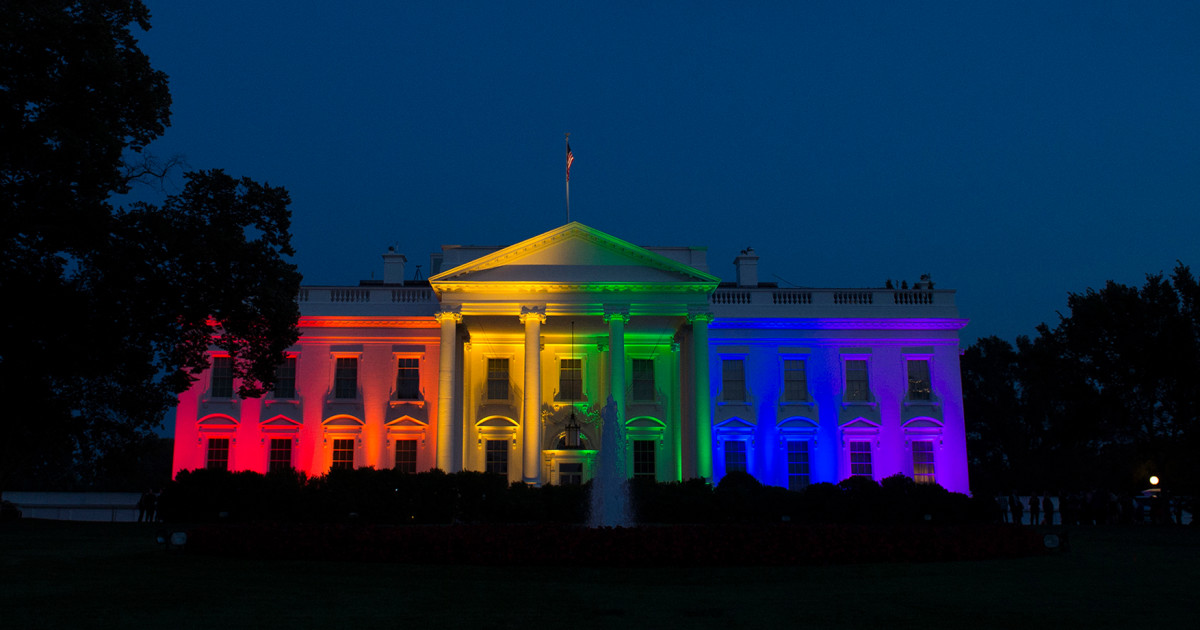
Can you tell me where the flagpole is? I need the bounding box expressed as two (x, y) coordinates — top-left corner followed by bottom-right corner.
(564, 132), (571, 224)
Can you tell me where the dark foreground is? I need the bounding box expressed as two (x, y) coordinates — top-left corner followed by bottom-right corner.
(1, 519), (1196, 629)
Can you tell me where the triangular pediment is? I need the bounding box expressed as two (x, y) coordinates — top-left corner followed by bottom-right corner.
(715, 417), (756, 430)
(430, 223), (719, 291)
(841, 417), (881, 430)
(386, 415), (428, 428)
(261, 415), (301, 428)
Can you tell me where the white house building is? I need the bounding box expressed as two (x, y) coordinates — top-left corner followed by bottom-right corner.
(172, 222), (970, 492)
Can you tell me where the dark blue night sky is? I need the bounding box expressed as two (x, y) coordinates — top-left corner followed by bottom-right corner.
(128, 1), (1200, 344)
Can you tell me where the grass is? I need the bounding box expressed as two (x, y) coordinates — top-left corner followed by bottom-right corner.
(1, 519), (1196, 629)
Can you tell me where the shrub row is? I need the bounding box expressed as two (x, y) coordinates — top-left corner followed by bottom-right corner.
(184, 521), (1046, 566)
(161, 468), (996, 526)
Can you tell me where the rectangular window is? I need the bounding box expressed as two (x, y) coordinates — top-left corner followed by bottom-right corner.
(850, 441), (872, 478)
(632, 359), (655, 401)
(845, 360), (870, 402)
(487, 358), (509, 401)
(334, 358), (358, 399)
(485, 439), (508, 475)
(206, 438), (230, 471)
(724, 440), (748, 474)
(722, 359), (746, 402)
(783, 359), (808, 401)
(396, 357), (420, 400)
(331, 438), (355, 470)
(907, 359), (932, 401)
(559, 358), (582, 401)
(633, 440), (656, 480)
(394, 439), (417, 473)
(787, 440), (810, 491)
(268, 438), (292, 472)
(913, 441), (936, 484)
(559, 462), (583, 485)
(211, 357), (233, 398)
(272, 357), (296, 399)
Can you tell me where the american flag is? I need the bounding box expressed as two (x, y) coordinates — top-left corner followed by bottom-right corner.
(566, 143), (575, 182)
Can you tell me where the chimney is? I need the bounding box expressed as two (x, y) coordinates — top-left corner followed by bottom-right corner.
(733, 247), (759, 287)
(383, 247), (407, 284)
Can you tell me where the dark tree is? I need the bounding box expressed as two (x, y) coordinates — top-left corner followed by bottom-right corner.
(1, 0), (171, 251)
(961, 335), (1024, 494)
(963, 264), (1200, 495)
(1, 2), (300, 489)
(1050, 266), (1200, 491)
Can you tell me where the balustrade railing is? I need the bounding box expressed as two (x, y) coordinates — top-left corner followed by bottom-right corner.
(294, 285), (947, 311)
(893, 290), (934, 305)
(297, 287), (437, 304)
(331, 288), (371, 303)
(772, 290), (812, 305)
(833, 291), (874, 305)
(710, 287), (951, 310)
(711, 289), (752, 304)
(391, 288), (434, 303)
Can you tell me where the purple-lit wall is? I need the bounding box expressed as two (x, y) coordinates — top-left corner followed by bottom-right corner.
(703, 321), (969, 494)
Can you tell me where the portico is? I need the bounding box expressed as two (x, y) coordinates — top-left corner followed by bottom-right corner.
(428, 223), (719, 484)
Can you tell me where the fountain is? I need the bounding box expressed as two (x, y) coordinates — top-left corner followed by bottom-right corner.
(588, 395), (632, 527)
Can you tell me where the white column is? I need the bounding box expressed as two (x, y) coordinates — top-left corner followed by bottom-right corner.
(670, 339), (683, 481)
(689, 311), (713, 481)
(434, 310), (462, 472)
(596, 340), (609, 402)
(519, 306), (546, 485)
(604, 307), (629, 424)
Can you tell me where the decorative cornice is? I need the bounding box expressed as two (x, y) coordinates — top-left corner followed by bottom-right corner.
(300, 317), (439, 329)
(602, 305), (630, 324)
(518, 305), (547, 325)
(708, 318), (970, 331)
(432, 282), (716, 294)
(433, 310), (464, 325)
(687, 307), (715, 324)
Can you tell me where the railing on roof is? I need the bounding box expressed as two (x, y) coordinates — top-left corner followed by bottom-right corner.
(297, 287), (437, 304)
(711, 288), (952, 311)
(293, 285), (951, 314)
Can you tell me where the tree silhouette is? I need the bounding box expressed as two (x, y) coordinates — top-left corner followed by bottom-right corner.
(963, 264), (1200, 494)
(1, 2), (300, 489)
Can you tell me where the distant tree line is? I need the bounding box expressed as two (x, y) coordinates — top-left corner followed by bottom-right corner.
(963, 263), (1200, 497)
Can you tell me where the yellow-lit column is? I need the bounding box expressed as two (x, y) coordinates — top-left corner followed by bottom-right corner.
(604, 307), (630, 424)
(519, 306), (546, 485)
(435, 310), (462, 472)
(689, 311), (713, 481)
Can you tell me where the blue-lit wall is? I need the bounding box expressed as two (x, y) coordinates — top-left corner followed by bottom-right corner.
(705, 320), (969, 494)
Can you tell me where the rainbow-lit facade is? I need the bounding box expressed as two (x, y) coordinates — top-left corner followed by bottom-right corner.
(173, 223), (970, 492)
